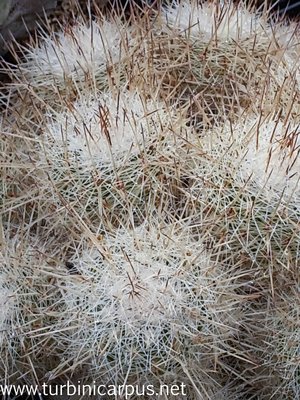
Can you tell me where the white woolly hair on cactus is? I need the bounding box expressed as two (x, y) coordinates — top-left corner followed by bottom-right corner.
(13, 17), (131, 104)
(45, 220), (242, 397)
(162, 0), (300, 47)
(177, 119), (300, 282)
(162, 0), (263, 40)
(202, 116), (300, 203)
(35, 88), (188, 229)
(136, 0), (300, 125)
(43, 90), (169, 167)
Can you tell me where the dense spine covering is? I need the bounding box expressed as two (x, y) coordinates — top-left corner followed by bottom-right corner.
(0, 1), (299, 398)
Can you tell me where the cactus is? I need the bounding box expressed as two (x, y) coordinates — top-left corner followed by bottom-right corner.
(0, 1), (299, 398)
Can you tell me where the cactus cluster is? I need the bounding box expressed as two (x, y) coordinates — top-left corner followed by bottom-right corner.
(0, 1), (299, 399)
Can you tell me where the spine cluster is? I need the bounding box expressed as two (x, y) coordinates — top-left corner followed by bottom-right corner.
(0, 1), (299, 398)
